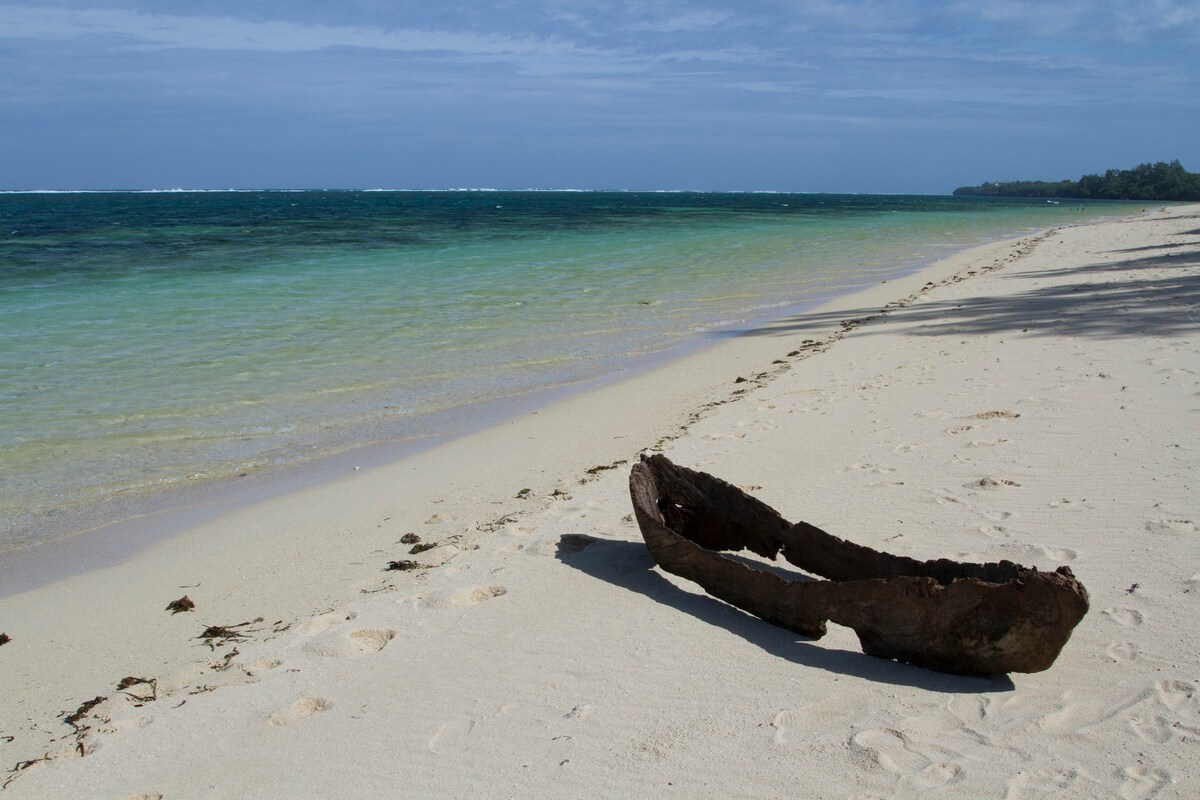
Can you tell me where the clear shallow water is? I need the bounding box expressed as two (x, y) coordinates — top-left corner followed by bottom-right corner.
(0, 191), (1141, 549)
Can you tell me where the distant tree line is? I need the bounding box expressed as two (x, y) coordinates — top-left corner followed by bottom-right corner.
(953, 160), (1200, 201)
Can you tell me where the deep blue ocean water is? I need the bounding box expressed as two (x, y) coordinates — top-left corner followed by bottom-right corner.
(0, 191), (1142, 548)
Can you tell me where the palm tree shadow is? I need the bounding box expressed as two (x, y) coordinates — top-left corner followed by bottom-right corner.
(724, 242), (1200, 342)
(1104, 240), (1200, 254)
(556, 535), (1015, 694)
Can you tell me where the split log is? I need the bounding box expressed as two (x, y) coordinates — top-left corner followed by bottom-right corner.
(629, 454), (1088, 675)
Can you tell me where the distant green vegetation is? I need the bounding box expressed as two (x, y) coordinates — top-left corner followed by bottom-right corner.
(953, 160), (1200, 201)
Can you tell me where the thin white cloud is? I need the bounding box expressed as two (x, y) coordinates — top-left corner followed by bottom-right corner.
(783, 0), (921, 33)
(760, 0), (1200, 45)
(0, 5), (588, 58)
(951, 0), (1200, 43)
(625, 9), (735, 33)
(1, 1), (1193, 121)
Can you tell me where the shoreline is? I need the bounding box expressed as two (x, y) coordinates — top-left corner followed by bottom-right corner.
(0, 215), (1059, 596)
(1, 205), (1197, 797)
(1, 193), (1149, 561)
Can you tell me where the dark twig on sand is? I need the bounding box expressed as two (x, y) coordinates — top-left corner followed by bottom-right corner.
(586, 460), (627, 476)
(197, 618), (263, 650)
(62, 697), (107, 730)
(116, 676), (158, 702)
(212, 647), (240, 672)
(4, 756), (51, 789)
(477, 514), (518, 533)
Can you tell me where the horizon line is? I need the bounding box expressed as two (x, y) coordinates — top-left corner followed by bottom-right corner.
(0, 187), (952, 196)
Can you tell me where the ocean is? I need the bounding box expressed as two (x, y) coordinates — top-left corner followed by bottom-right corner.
(0, 191), (1143, 551)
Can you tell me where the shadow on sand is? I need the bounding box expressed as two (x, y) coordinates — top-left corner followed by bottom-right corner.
(556, 535), (1016, 694)
(553, 236), (1197, 691)
(728, 245), (1199, 342)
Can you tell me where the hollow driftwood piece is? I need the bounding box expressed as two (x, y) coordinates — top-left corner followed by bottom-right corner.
(629, 454), (1089, 675)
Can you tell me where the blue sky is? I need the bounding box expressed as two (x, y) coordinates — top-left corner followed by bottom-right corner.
(2, 1), (1197, 192)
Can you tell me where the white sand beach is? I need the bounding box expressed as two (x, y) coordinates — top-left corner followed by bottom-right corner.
(1, 205), (1198, 798)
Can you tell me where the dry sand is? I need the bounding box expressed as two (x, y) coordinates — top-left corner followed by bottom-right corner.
(1, 205), (1197, 798)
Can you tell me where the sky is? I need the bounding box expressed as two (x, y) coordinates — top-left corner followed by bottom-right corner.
(1, 1), (1198, 193)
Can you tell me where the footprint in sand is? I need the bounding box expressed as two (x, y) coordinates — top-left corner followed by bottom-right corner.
(946, 696), (1007, 733)
(520, 538), (561, 557)
(1155, 679), (1197, 713)
(1145, 518), (1197, 535)
(1048, 498), (1088, 510)
(970, 410), (1021, 420)
(844, 463), (896, 474)
(967, 438), (1009, 448)
(1038, 545), (1076, 562)
(350, 628), (394, 653)
(1005, 768), (1092, 800)
(96, 714), (152, 741)
(557, 533), (601, 552)
(1103, 608), (1145, 627)
(564, 704), (594, 721)
(982, 544), (1075, 567)
(947, 696), (989, 725)
(1145, 679), (1200, 736)
(415, 585), (507, 610)
(947, 425), (974, 435)
(1033, 693), (1114, 735)
(428, 717), (476, 754)
(1127, 712), (1175, 745)
(771, 698), (857, 747)
(303, 627), (394, 658)
(771, 709), (809, 746)
(1120, 765), (1174, 800)
(850, 728), (963, 787)
(1107, 641), (1140, 662)
(306, 610), (357, 636)
(969, 477), (1021, 490)
(269, 696), (332, 726)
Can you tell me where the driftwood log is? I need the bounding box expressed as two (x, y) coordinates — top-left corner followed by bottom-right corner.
(629, 454), (1089, 675)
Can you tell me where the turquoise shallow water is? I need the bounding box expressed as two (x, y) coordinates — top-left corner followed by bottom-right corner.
(0, 191), (1143, 549)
